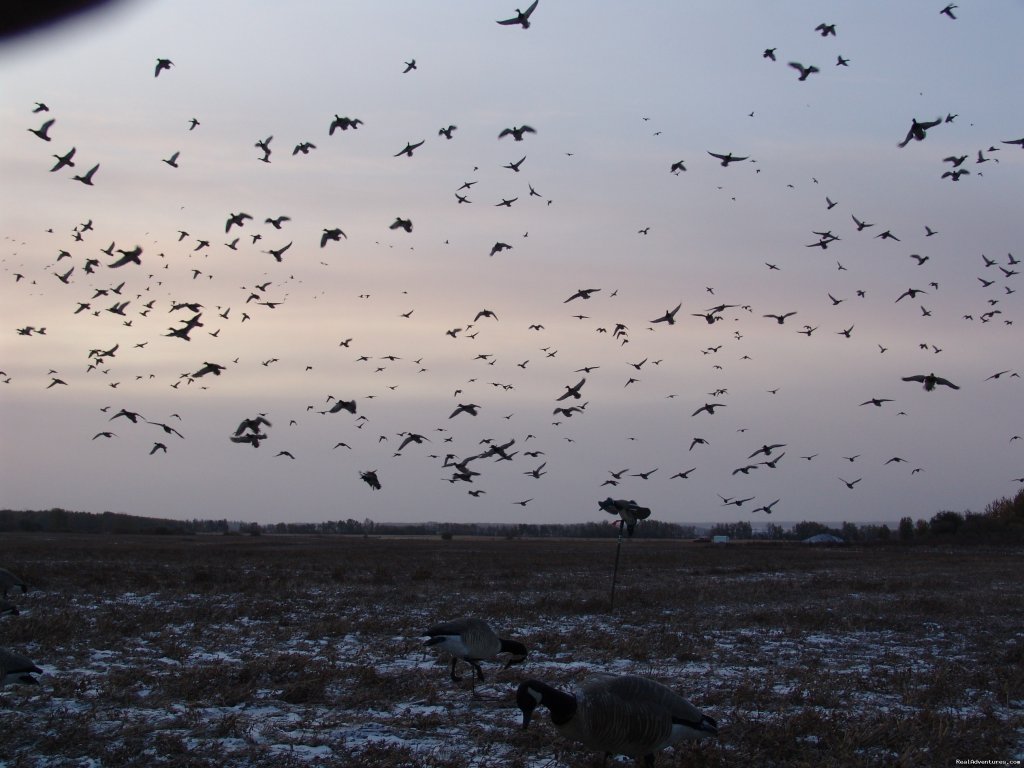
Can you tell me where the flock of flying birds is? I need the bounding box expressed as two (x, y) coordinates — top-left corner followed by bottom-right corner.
(4, 2), (1024, 530)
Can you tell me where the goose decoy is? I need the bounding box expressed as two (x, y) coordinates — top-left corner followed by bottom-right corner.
(424, 617), (527, 682)
(598, 497), (651, 536)
(1, 648), (42, 686)
(0, 568), (27, 598)
(497, 1), (539, 29)
(517, 674), (717, 767)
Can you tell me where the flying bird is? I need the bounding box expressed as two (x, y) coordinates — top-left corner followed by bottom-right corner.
(650, 302), (682, 325)
(499, 125), (536, 141)
(708, 151), (748, 166)
(154, 58), (173, 77)
(788, 62), (819, 81)
(897, 117), (942, 148)
(394, 140), (425, 158)
(902, 373), (960, 391)
(496, 1), (539, 29)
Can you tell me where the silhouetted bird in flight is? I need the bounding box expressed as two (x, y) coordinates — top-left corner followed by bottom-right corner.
(815, 23), (836, 36)
(72, 164), (99, 185)
(394, 140), (425, 158)
(329, 115), (363, 134)
(499, 125), (536, 141)
(29, 118), (55, 141)
(321, 228), (346, 247)
(390, 217), (413, 233)
(497, 1), (539, 29)
(50, 147), (75, 172)
(360, 470), (381, 490)
(788, 62), (819, 81)
(162, 151), (180, 168)
(651, 303), (682, 325)
(708, 151), (748, 166)
(154, 58), (173, 77)
(902, 373), (960, 391)
(940, 4), (957, 19)
(897, 117), (942, 147)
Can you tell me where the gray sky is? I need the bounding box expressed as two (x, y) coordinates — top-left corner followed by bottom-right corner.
(1, 1), (1022, 527)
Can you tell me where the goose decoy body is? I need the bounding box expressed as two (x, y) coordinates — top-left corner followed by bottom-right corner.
(0, 568), (27, 597)
(598, 497), (651, 536)
(517, 674), (717, 767)
(1, 648), (42, 686)
(424, 617), (527, 682)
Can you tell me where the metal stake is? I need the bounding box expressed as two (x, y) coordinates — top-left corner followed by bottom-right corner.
(609, 519), (625, 611)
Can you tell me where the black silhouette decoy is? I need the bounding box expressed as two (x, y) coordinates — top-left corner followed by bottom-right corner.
(154, 58), (173, 77)
(902, 373), (960, 391)
(497, 1), (539, 29)
(599, 497), (652, 536)
(499, 125), (536, 141)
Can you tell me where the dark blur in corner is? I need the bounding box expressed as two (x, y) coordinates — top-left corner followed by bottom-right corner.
(1, 0), (127, 43)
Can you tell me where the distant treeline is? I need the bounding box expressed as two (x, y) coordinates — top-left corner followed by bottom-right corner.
(2, 488), (1022, 542)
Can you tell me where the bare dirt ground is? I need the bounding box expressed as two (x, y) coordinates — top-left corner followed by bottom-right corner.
(1, 533), (1022, 766)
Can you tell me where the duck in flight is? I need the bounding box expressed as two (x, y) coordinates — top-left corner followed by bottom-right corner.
(497, 1), (539, 29)
(708, 151), (748, 166)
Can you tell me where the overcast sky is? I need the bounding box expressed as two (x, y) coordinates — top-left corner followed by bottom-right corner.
(1, 1), (1022, 528)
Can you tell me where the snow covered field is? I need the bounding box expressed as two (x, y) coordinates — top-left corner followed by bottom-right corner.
(2, 534), (1021, 766)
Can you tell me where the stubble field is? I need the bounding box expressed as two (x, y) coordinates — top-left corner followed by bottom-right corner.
(1, 533), (1022, 767)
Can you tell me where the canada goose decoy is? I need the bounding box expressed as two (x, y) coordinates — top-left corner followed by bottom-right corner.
(0, 568), (27, 598)
(517, 674), (717, 767)
(497, 1), (539, 29)
(598, 497), (651, 536)
(424, 617), (527, 683)
(1, 648), (42, 686)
